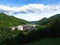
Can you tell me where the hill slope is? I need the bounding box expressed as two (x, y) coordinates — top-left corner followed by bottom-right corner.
(37, 14), (60, 25)
(0, 13), (29, 27)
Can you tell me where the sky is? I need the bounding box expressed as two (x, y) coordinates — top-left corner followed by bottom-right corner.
(0, 0), (60, 21)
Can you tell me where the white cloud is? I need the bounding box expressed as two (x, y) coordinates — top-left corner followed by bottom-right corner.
(0, 4), (60, 21)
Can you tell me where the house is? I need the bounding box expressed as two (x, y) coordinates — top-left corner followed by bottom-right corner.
(11, 26), (18, 31)
(17, 25), (23, 30)
(23, 25), (32, 31)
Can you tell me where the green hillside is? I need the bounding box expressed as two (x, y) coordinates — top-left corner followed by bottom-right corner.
(37, 14), (60, 25)
(24, 14), (60, 45)
(0, 13), (29, 28)
(37, 17), (48, 25)
(0, 14), (60, 45)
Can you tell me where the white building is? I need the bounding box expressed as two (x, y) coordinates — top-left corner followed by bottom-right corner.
(11, 24), (36, 31)
(11, 26), (17, 31)
(17, 25), (23, 30)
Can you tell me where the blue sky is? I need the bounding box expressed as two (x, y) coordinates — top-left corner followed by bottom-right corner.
(0, 0), (60, 6)
(0, 0), (60, 21)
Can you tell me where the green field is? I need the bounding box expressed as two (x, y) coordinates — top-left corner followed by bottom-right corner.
(23, 37), (60, 45)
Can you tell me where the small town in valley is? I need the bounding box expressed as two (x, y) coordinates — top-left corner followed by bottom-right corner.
(11, 24), (37, 31)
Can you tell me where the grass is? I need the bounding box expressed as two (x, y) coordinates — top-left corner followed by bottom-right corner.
(23, 37), (60, 45)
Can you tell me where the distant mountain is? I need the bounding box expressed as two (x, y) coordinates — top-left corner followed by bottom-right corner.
(0, 13), (30, 28)
(30, 21), (37, 24)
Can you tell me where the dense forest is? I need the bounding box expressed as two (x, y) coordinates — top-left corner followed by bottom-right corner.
(0, 13), (60, 45)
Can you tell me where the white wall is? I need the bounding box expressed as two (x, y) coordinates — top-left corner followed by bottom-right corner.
(17, 25), (23, 30)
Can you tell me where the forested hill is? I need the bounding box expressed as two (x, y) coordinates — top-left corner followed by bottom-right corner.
(0, 13), (30, 27)
(37, 14), (60, 25)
